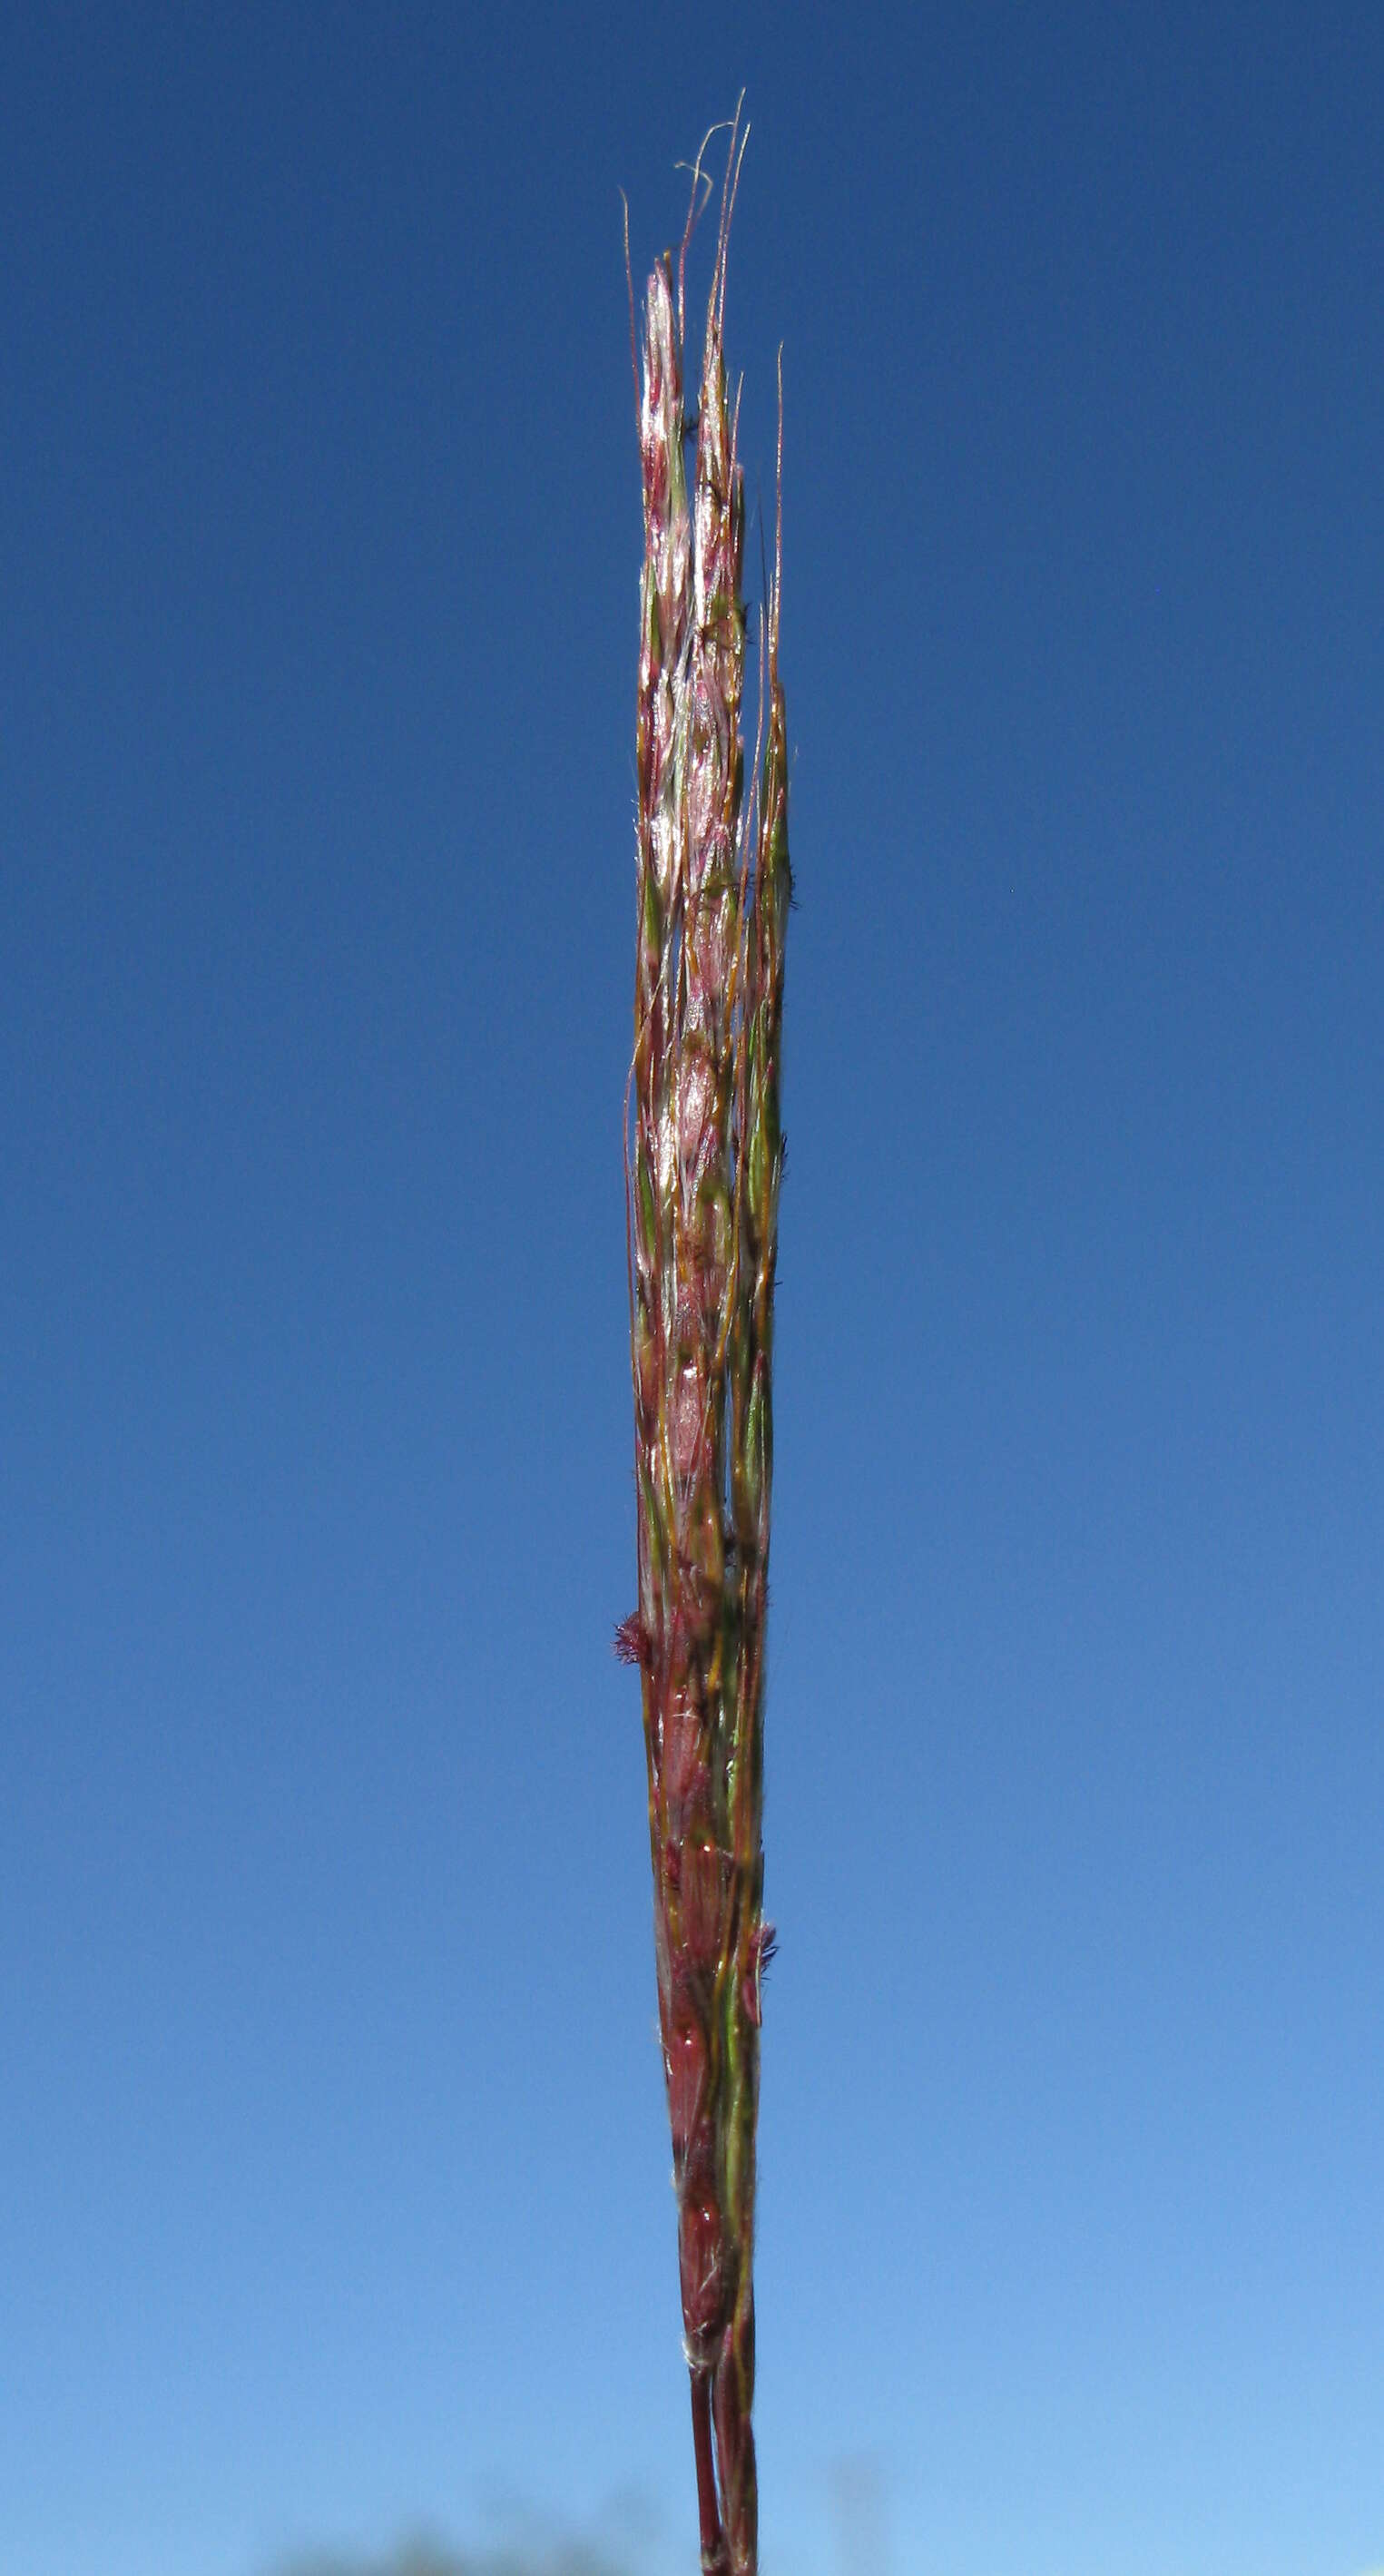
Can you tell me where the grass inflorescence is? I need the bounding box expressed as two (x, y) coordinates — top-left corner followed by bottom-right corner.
(620, 103), (790, 2576)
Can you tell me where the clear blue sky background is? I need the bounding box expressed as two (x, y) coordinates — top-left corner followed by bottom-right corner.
(3, 7), (1380, 2575)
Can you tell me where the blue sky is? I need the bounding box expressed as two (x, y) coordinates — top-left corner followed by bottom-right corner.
(3, 6), (1381, 2574)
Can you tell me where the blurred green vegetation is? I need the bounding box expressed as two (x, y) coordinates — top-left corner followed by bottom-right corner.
(274, 2538), (633, 2576)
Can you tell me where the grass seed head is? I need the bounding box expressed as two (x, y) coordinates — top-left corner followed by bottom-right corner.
(624, 101), (788, 2576)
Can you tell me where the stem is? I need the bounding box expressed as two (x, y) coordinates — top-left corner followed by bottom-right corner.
(691, 2368), (729, 2576)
